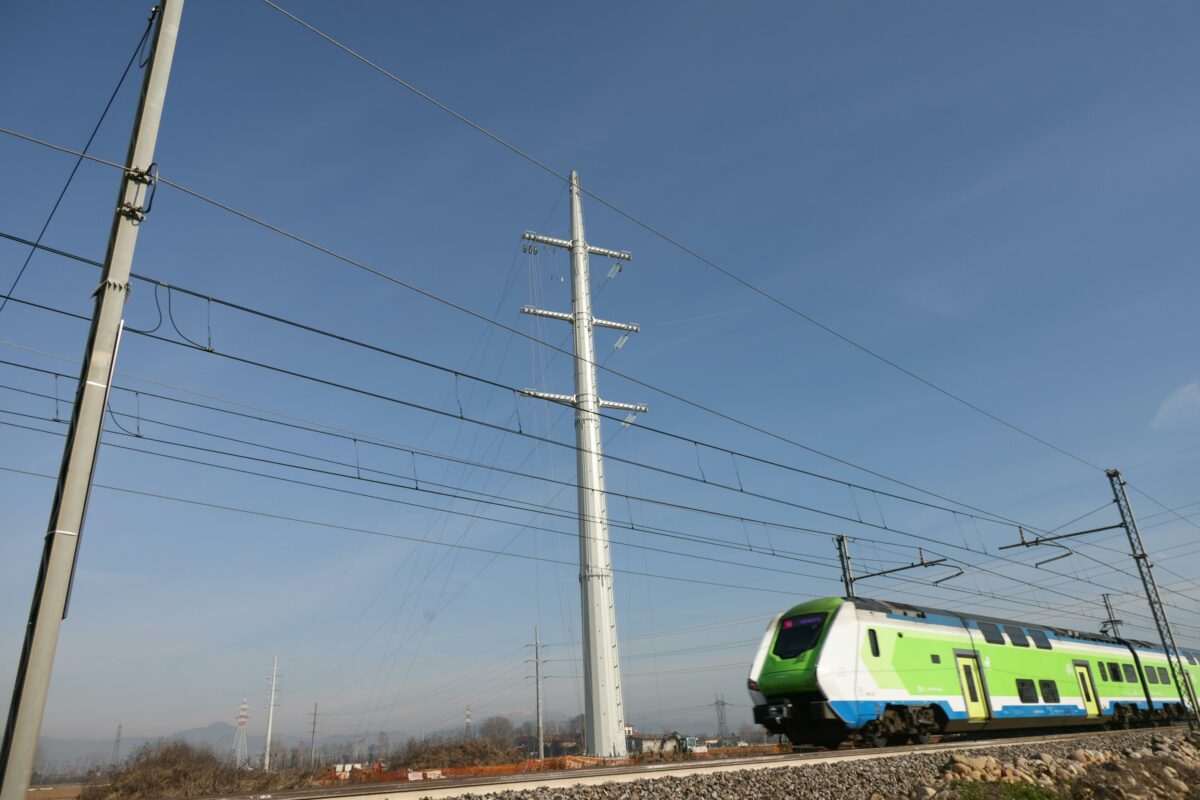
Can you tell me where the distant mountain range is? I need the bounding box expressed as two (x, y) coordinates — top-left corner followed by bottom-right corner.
(37, 722), (292, 769)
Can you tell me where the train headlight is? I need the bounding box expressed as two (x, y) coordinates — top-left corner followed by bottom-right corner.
(748, 679), (759, 691)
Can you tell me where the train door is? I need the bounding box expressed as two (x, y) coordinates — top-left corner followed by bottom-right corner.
(955, 655), (989, 720)
(1073, 663), (1100, 717)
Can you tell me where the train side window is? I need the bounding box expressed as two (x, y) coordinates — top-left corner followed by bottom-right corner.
(1039, 680), (1060, 703)
(1146, 667), (1159, 684)
(1187, 652), (1199, 666)
(931, 654), (941, 664)
(1108, 662), (1122, 682)
(1097, 662), (1107, 681)
(977, 622), (1006, 645)
(1122, 664), (1137, 683)
(868, 628), (880, 658)
(1029, 630), (1052, 650)
(1016, 679), (1037, 703)
(1158, 667), (1170, 684)
(1004, 626), (1030, 647)
(964, 665), (980, 702)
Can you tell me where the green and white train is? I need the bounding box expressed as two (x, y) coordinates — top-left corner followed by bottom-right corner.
(748, 597), (1200, 747)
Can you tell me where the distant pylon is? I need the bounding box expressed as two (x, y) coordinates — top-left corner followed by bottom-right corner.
(233, 696), (249, 769)
(464, 705), (472, 740)
(715, 695), (729, 740)
(110, 724), (121, 767)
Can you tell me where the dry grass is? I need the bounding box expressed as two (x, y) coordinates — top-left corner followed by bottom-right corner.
(381, 738), (517, 773)
(80, 741), (319, 800)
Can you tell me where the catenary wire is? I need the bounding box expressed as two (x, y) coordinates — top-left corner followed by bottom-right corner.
(6, 411), (1191, 632)
(0, 229), (1045, 535)
(4, 296), (1195, 619)
(0, 130), (1083, 536)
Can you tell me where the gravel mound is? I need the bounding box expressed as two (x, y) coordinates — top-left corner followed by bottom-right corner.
(446, 730), (1198, 800)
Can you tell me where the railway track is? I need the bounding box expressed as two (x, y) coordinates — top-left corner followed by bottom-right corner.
(203, 725), (1188, 800)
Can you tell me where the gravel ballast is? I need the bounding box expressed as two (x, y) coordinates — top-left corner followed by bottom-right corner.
(449, 729), (1200, 800)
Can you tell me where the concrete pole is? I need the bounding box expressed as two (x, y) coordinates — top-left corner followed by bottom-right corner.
(0, 5), (185, 799)
(309, 703), (318, 767)
(264, 657), (278, 771)
(569, 171), (627, 758)
(534, 627), (544, 761)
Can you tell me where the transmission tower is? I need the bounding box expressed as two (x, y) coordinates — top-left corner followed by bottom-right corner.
(714, 695), (729, 740)
(464, 705), (472, 740)
(233, 697), (249, 769)
(110, 724), (121, 767)
(520, 170), (642, 758)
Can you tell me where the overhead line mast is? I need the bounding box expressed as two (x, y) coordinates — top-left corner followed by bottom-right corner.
(0, 4), (185, 799)
(520, 171), (641, 758)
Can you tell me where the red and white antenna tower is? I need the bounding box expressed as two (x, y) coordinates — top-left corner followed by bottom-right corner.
(233, 696), (249, 769)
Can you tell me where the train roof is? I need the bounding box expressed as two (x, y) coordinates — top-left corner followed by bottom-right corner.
(849, 596), (1200, 657)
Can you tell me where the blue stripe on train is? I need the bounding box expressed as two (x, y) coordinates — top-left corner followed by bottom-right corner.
(827, 699), (1104, 728)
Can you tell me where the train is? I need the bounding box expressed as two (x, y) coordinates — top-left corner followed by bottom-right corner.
(747, 596), (1200, 748)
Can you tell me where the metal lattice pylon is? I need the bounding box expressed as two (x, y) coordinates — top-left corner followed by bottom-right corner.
(233, 697), (249, 769)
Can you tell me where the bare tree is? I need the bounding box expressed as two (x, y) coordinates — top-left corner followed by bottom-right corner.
(479, 716), (515, 748)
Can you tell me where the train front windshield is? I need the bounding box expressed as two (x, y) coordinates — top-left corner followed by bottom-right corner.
(772, 613), (828, 659)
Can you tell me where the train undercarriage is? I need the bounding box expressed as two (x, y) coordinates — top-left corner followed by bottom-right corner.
(754, 695), (1193, 750)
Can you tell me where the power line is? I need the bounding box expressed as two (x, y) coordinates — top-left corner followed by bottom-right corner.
(0, 15), (156, 319)
(3, 293), (1042, 555)
(6, 409), (1192, 633)
(0, 368), (905, 567)
(254, 0), (1106, 475)
(0, 131), (1071, 536)
(0, 460), (816, 597)
(3, 328), (1190, 622)
(0, 229), (1042, 534)
(254, 5), (1197, 602)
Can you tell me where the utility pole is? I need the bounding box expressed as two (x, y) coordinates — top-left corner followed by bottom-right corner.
(1107, 470), (1199, 728)
(308, 703), (318, 767)
(526, 627), (545, 761)
(110, 724), (121, 767)
(1101, 593), (1123, 638)
(835, 536), (855, 598)
(264, 657), (279, 771)
(0, 5), (185, 799)
(520, 171), (642, 758)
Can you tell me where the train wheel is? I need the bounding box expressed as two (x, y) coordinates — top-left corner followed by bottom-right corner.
(912, 731), (933, 745)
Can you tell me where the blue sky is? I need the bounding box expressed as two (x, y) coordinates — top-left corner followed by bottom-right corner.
(2, 1), (1200, 748)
